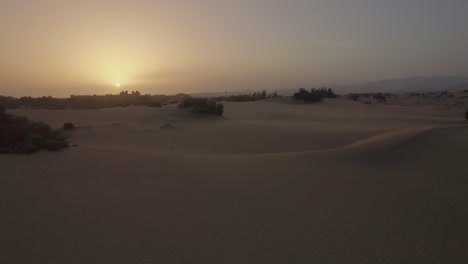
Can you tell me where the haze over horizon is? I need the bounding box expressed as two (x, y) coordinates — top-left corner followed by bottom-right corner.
(1, 0), (467, 97)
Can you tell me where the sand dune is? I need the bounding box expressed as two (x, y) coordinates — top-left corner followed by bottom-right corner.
(1, 98), (467, 263)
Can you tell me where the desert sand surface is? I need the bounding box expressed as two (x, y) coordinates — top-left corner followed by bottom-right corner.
(1, 98), (468, 263)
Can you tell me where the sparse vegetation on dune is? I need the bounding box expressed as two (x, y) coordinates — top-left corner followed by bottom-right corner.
(348, 92), (388, 103)
(293, 87), (338, 103)
(348, 94), (360, 101)
(211, 90), (281, 103)
(178, 98), (224, 116)
(225, 90), (268, 102)
(63, 122), (75, 130)
(0, 106), (69, 154)
(0, 91), (189, 110)
(146, 102), (162, 107)
(373, 93), (387, 102)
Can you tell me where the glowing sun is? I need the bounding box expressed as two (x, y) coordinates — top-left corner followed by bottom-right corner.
(115, 83), (121, 88)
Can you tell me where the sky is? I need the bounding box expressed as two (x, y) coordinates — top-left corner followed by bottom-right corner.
(0, 0), (467, 97)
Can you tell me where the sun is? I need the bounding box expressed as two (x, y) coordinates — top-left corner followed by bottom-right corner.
(115, 83), (121, 88)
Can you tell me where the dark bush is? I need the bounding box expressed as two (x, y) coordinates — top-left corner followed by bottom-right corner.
(0, 109), (69, 154)
(348, 94), (360, 101)
(293, 87), (338, 103)
(373, 93), (387, 103)
(178, 97), (224, 116)
(222, 90), (268, 102)
(465, 110), (468, 121)
(147, 102), (162, 107)
(63, 122), (75, 130)
(216, 103), (224, 116)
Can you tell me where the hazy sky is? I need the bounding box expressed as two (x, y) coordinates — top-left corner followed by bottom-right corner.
(1, 0), (467, 96)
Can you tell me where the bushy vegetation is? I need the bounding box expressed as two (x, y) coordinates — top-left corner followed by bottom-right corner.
(63, 122), (75, 130)
(0, 106), (69, 154)
(146, 102), (162, 107)
(348, 94), (360, 101)
(225, 90), (268, 102)
(210, 90), (281, 102)
(0, 91), (189, 110)
(348, 92), (388, 103)
(178, 98), (224, 116)
(373, 93), (387, 102)
(293, 87), (338, 103)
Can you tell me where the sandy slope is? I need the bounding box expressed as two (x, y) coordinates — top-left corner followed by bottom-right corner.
(1, 98), (467, 263)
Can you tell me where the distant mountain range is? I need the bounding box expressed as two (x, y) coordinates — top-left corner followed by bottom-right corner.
(336, 76), (468, 94)
(189, 76), (468, 98)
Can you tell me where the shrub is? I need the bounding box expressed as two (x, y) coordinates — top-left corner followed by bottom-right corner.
(465, 110), (468, 121)
(178, 97), (224, 116)
(293, 87), (337, 103)
(63, 122), (75, 130)
(0, 108), (69, 154)
(146, 102), (162, 107)
(216, 103), (224, 116)
(348, 94), (360, 101)
(373, 93), (387, 103)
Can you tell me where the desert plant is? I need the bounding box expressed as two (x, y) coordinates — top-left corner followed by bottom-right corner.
(146, 102), (162, 107)
(0, 109), (69, 154)
(178, 97), (224, 116)
(348, 94), (360, 101)
(373, 93), (386, 103)
(63, 122), (75, 130)
(215, 103), (224, 116)
(293, 87), (337, 103)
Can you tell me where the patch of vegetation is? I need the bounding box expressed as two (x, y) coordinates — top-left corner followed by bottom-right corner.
(178, 98), (224, 116)
(293, 87), (338, 103)
(146, 102), (162, 107)
(0, 91), (189, 110)
(373, 93), (387, 102)
(210, 90), (282, 103)
(225, 90), (268, 102)
(348, 94), (360, 101)
(348, 92), (389, 103)
(465, 110), (468, 121)
(0, 106), (69, 154)
(63, 122), (75, 130)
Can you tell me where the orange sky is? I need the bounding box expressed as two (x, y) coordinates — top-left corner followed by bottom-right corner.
(1, 0), (467, 97)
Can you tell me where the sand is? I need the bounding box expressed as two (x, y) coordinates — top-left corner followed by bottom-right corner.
(1, 98), (467, 263)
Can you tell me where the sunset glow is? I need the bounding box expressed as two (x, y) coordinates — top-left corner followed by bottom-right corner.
(0, 1), (467, 97)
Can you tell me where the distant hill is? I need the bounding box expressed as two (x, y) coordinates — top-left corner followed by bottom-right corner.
(188, 76), (468, 98)
(337, 76), (468, 93)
